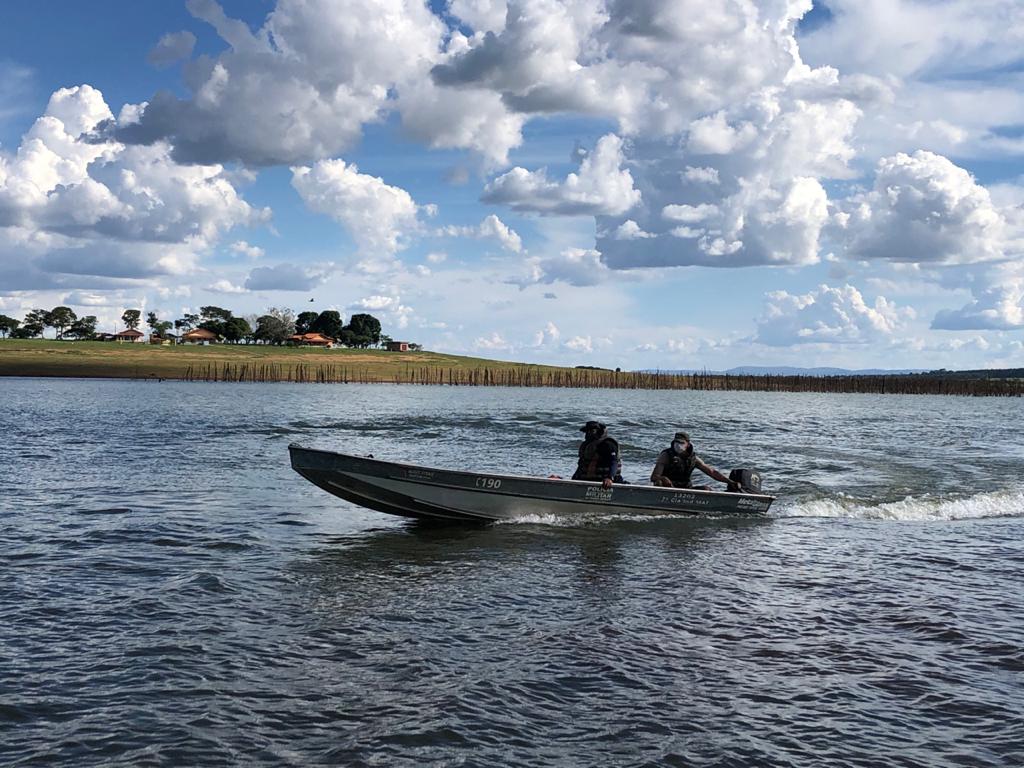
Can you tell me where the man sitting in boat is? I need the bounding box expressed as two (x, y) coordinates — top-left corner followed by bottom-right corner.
(572, 421), (624, 489)
(650, 432), (737, 491)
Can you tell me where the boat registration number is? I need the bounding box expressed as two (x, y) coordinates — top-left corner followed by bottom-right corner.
(475, 477), (502, 490)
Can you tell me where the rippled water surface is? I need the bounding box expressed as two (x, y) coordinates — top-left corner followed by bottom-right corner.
(2, 378), (1023, 766)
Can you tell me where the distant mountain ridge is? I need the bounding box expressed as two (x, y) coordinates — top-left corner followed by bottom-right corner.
(644, 366), (927, 376)
(725, 366), (927, 376)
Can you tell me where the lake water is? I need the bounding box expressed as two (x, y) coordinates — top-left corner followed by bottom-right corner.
(2, 378), (1023, 767)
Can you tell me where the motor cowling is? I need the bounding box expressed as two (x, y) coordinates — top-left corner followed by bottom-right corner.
(729, 468), (762, 494)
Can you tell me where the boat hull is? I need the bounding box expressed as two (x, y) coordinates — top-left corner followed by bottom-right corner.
(289, 445), (775, 523)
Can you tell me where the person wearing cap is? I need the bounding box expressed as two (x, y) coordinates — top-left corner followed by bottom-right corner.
(650, 432), (737, 490)
(572, 421), (623, 489)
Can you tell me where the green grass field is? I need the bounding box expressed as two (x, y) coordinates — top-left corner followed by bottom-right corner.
(0, 339), (571, 382)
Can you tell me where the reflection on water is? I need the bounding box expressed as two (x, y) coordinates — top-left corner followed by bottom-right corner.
(2, 379), (1023, 766)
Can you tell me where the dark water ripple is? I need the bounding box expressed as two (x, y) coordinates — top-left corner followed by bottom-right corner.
(2, 380), (1024, 766)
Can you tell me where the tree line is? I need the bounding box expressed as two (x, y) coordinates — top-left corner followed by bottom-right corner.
(0, 305), (402, 349)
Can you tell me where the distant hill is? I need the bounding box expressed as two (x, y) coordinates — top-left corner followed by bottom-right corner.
(644, 365), (1024, 379)
(724, 366), (927, 376)
(644, 366), (926, 376)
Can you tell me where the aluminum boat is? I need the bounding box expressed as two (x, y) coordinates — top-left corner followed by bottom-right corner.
(289, 444), (776, 523)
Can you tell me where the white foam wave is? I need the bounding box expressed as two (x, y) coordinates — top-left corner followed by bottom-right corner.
(776, 488), (1024, 521)
(497, 511), (702, 527)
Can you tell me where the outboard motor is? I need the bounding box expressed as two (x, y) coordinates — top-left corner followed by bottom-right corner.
(729, 468), (762, 494)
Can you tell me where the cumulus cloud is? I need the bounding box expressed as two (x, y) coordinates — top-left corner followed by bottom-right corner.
(474, 331), (512, 350)
(0, 84), (265, 288)
(244, 262), (332, 291)
(512, 247), (613, 287)
(439, 213), (522, 252)
(835, 150), (1011, 265)
(207, 278), (248, 294)
(532, 321), (560, 346)
(350, 293), (414, 328)
(482, 134), (640, 216)
(931, 262), (1024, 330)
(291, 159), (423, 255)
(563, 335), (593, 353)
(117, 0), (446, 165)
(230, 240), (264, 259)
(755, 284), (913, 346)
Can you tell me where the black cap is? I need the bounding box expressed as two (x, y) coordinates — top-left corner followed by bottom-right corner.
(673, 431), (690, 442)
(580, 420), (605, 432)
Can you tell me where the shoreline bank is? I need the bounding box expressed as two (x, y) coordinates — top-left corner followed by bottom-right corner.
(2, 340), (1022, 395)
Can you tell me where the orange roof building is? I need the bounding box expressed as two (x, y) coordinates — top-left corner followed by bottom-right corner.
(181, 328), (219, 343)
(113, 329), (144, 342)
(288, 332), (334, 347)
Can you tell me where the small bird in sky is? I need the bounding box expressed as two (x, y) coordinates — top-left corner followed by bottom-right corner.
(309, 298), (314, 302)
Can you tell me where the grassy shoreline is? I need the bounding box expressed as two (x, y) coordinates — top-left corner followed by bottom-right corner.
(2, 339), (1023, 395)
(0, 339), (567, 382)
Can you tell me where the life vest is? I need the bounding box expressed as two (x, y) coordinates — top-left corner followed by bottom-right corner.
(574, 435), (621, 480)
(659, 447), (697, 487)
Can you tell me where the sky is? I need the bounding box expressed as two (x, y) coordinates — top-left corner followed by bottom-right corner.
(1, 0), (1023, 371)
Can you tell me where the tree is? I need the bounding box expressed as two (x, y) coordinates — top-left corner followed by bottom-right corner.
(174, 313), (200, 335)
(148, 311), (172, 338)
(198, 305), (233, 337)
(312, 310), (345, 339)
(0, 315), (19, 338)
(22, 309), (48, 338)
(67, 315), (98, 339)
(254, 314), (290, 344)
(222, 316), (252, 343)
(408, 343), (422, 351)
(379, 333), (393, 348)
(122, 309), (141, 330)
(46, 306), (77, 339)
(295, 311), (318, 335)
(346, 313), (381, 348)
(266, 307), (296, 337)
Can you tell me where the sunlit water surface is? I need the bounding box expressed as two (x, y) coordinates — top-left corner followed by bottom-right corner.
(2, 379), (1022, 766)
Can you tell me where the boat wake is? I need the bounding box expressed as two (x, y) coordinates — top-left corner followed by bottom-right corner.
(495, 487), (1024, 526)
(776, 487), (1024, 521)
(496, 511), (748, 527)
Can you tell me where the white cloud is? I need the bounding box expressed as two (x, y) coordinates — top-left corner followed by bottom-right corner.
(397, 77), (526, 167)
(448, 0), (508, 33)
(610, 220), (652, 240)
(350, 293), (414, 328)
(513, 247), (612, 287)
(563, 335), (593, 353)
(662, 203), (719, 224)
(532, 321), (560, 346)
(119, 0), (446, 165)
(207, 278), (248, 294)
(244, 263), (332, 291)
(0, 84), (266, 286)
(755, 284), (913, 346)
(482, 134), (640, 216)
(230, 240), (264, 259)
(683, 166), (720, 185)
(439, 213), (522, 252)
(474, 331), (512, 350)
(931, 262), (1024, 330)
(835, 150), (1012, 265)
(291, 159), (423, 255)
